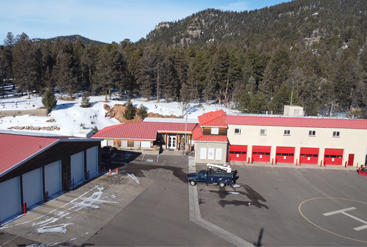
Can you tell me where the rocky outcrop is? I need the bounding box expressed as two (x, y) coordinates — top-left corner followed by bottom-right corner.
(8, 126), (60, 131)
(104, 104), (182, 123)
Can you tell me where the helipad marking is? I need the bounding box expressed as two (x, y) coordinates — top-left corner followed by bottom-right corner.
(323, 207), (367, 231)
(298, 197), (367, 244)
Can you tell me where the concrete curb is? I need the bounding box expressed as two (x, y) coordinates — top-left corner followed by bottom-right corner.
(188, 157), (253, 247)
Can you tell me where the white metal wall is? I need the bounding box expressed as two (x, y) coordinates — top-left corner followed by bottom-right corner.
(70, 151), (85, 188)
(45, 160), (62, 198)
(23, 168), (43, 208)
(87, 146), (98, 179)
(0, 177), (21, 222)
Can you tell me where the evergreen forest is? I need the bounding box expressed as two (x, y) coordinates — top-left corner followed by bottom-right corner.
(1, 0), (367, 117)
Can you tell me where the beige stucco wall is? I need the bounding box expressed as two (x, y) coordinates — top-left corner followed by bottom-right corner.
(227, 124), (367, 167)
(195, 142), (228, 164)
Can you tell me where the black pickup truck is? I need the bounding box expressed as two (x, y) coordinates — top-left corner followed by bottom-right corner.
(187, 168), (239, 188)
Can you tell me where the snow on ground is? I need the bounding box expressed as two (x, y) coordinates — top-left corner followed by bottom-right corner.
(0, 94), (240, 136)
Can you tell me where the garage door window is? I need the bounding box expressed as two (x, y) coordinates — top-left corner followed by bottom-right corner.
(215, 148), (222, 160)
(200, 148), (207, 159)
(208, 148), (215, 160)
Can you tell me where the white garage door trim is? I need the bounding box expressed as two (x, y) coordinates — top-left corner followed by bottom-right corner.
(87, 146), (99, 179)
(71, 151), (85, 188)
(0, 177), (21, 223)
(23, 168), (43, 208)
(45, 160), (62, 198)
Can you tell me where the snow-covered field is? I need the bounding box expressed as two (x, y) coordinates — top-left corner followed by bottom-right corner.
(0, 94), (240, 136)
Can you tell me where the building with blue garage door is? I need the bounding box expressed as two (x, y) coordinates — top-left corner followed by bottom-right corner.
(0, 131), (101, 224)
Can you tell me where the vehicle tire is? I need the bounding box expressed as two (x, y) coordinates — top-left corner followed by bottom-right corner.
(219, 182), (225, 188)
(190, 180), (197, 186)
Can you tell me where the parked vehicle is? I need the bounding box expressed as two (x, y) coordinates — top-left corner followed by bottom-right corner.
(357, 167), (367, 176)
(187, 164), (239, 188)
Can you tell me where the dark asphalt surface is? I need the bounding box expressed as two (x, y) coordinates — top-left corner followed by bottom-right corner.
(86, 154), (230, 246)
(197, 165), (367, 246)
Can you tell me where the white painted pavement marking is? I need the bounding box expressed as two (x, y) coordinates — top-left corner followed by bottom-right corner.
(188, 157), (253, 247)
(323, 207), (356, 216)
(323, 207), (367, 231)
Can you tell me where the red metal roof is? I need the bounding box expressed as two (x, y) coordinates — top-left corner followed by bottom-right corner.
(198, 110), (227, 127)
(0, 132), (101, 177)
(192, 125), (228, 142)
(0, 133), (59, 176)
(226, 115), (367, 129)
(93, 122), (197, 140)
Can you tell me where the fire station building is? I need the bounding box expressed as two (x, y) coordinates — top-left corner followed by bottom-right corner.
(193, 110), (367, 167)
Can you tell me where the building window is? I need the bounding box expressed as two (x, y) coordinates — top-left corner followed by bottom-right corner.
(234, 128), (241, 134)
(260, 129), (267, 135)
(309, 130), (316, 136)
(211, 128), (219, 135)
(284, 130), (290, 135)
(333, 131), (340, 137)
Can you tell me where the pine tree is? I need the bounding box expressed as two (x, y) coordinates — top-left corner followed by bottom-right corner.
(54, 41), (80, 97)
(238, 92), (251, 113)
(80, 92), (91, 108)
(42, 89), (57, 113)
(12, 33), (42, 97)
(123, 100), (136, 120)
(137, 104), (148, 119)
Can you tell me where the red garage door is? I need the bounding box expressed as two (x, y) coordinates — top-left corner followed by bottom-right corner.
(229, 145), (247, 161)
(324, 148), (343, 165)
(276, 146), (295, 164)
(300, 147), (319, 165)
(252, 146), (271, 163)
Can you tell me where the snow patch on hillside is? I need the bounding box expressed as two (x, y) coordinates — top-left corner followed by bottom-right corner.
(0, 95), (240, 136)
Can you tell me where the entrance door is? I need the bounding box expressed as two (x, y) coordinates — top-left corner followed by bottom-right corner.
(168, 136), (177, 149)
(348, 154), (354, 166)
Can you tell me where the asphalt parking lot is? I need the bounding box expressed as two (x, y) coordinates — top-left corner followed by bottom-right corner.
(1, 151), (367, 246)
(86, 154), (229, 246)
(197, 164), (367, 246)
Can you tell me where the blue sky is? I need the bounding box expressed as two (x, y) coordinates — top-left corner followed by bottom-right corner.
(1, 0), (291, 44)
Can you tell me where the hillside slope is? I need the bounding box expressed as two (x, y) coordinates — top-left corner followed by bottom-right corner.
(145, 0), (367, 47)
